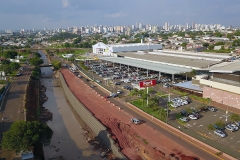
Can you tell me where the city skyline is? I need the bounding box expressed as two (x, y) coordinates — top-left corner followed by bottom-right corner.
(0, 0), (240, 30)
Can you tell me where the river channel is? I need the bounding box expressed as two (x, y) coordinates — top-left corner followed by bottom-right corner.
(38, 51), (101, 159)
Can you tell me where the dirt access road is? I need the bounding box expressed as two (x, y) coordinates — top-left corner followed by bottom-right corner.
(0, 64), (32, 159)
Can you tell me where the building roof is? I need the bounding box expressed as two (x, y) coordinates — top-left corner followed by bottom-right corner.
(99, 57), (192, 74)
(207, 60), (240, 73)
(116, 52), (222, 69)
(173, 81), (203, 92)
(107, 43), (161, 48)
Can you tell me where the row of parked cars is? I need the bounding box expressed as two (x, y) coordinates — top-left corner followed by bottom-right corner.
(179, 106), (218, 122)
(214, 122), (240, 138)
(88, 63), (185, 86)
(170, 96), (190, 108)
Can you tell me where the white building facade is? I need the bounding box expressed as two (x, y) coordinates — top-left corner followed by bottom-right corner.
(92, 42), (162, 56)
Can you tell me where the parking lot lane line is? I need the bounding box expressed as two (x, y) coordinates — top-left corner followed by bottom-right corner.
(197, 132), (213, 140)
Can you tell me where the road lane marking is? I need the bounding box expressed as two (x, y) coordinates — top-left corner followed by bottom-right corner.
(197, 132), (213, 140)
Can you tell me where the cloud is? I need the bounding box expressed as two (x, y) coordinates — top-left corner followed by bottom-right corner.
(62, 0), (69, 7)
(105, 13), (126, 18)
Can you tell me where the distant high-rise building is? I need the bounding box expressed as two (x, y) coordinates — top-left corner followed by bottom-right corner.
(98, 25), (103, 33)
(136, 22), (139, 29)
(192, 21), (195, 29)
(164, 22), (169, 31)
(131, 25), (135, 31)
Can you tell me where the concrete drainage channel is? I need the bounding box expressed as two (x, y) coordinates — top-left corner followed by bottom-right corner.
(59, 73), (127, 159)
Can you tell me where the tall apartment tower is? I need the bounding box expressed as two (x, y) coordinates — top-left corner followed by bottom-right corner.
(164, 22), (169, 31)
(136, 22), (139, 29)
(192, 21), (195, 29)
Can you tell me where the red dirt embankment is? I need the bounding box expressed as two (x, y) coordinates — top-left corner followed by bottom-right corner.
(61, 69), (200, 160)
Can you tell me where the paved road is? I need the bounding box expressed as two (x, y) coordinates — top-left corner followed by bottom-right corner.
(0, 64), (32, 159)
(74, 69), (222, 160)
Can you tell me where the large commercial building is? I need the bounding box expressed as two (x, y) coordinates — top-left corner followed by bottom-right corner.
(92, 42), (162, 56)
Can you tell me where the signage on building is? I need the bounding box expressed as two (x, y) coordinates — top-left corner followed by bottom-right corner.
(139, 80), (156, 88)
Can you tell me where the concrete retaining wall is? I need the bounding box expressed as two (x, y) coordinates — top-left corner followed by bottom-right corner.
(59, 73), (126, 159)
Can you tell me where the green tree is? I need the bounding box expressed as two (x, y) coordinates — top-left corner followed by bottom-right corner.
(207, 124), (215, 131)
(73, 37), (82, 44)
(64, 42), (71, 48)
(203, 43), (209, 48)
(215, 42), (224, 46)
(1, 121), (53, 153)
(9, 62), (20, 70)
(230, 113), (240, 122)
(214, 32), (223, 37)
(28, 57), (44, 66)
(189, 69), (196, 77)
(102, 37), (108, 44)
(214, 120), (225, 128)
(148, 96), (159, 108)
(1, 59), (10, 65)
(82, 42), (91, 48)
(3, 50), (18, 59)
(2, 65), (12, 74)
(208, 45), (214, 50)
(181, 42), (187, 48)
(52, 60), (61, 70)
(227, 34), (233, 40)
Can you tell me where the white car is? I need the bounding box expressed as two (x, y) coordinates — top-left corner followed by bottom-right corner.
(214, 130), (226, 138)
(116, 90), (121, 94)
(235, 121), (240, 127)
(188, 114), (198, 120)
(230, 123), (238, 131)
(180, 117), (189, 122)
(131, 118), (140, 124)
(96, 80), (101, 83)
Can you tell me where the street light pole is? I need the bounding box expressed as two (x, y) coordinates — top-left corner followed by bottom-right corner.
(147, 87), (149, 106)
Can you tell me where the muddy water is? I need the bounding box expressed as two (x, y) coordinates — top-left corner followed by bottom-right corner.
(39, 51), (101, 159)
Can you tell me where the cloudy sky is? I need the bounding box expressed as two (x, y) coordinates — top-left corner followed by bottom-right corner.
(0, 0), (239, 30)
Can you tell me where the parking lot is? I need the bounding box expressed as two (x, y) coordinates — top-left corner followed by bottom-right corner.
(73, 61), (240, 158)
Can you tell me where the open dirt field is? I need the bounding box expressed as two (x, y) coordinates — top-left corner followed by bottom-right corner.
(61, 68), (201, 160)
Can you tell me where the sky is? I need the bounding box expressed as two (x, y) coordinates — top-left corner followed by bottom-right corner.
(0, 0), (240, 30)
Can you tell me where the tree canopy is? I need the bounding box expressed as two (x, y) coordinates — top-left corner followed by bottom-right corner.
(50, 32), (80, 41)
(1, 121), (53, 153)
(28, 57), (44, 66)
(52, 60), (61, 70)
(3, 50), (18, 59)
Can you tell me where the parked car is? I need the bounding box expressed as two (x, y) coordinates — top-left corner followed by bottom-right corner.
(193, 113), (201, 119)
(214, 130), (227, 138)
(179, 117), (189, 122)
(200, 106), (209, 112)
(114, 82), (121, 85)
(131, 118), (140, 124)
(96, 80), (101, 83)
(235, 121), (240, 127)
(213, 124), (225, 131)
(229, 123), (238, 131)
(188, 114), (198, 120)
(208, 106), (217, 112)
(109, 93), (118, 98)
(116, 90), (122, 94)
(225, 124), (235, 132)
(180, 110), (189, 117)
